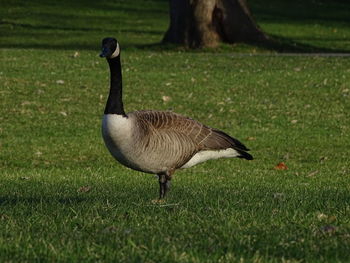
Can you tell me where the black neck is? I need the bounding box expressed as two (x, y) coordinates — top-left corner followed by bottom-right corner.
(104, 56), (126, 116)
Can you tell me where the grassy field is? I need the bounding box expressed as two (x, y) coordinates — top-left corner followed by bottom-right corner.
(1, 0), (350, 262)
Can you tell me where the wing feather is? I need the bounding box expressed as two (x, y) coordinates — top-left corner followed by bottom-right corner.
(132, 110), (252, 167)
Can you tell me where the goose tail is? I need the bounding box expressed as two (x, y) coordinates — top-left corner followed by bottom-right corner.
(210, 129), (254, 160)
(235, 148), (253, 160)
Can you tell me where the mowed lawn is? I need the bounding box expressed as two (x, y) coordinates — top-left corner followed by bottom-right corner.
(1, 0), (350, 262)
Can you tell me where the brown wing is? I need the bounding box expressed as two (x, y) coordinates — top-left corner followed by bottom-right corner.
(132, 110), (252, 161)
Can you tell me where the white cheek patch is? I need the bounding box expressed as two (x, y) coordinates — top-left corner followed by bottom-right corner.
(110, 43), (120, 58)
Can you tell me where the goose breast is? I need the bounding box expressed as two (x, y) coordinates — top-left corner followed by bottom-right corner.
(102, 114), (140, 170)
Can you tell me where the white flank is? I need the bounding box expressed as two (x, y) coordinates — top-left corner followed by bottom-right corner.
(181, 148), (240, 169)
(110, 43), (120, 58)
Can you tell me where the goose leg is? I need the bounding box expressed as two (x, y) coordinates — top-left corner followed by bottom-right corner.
(158, 170), (174, 199)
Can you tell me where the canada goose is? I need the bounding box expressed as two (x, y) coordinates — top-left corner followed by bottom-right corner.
(100, 37), (253, 199)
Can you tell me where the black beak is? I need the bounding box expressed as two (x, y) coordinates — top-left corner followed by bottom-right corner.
(99, 47), (109, 58)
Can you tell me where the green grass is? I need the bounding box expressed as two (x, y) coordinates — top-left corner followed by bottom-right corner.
(250, 0), (350, 52)
(1, 0), (350, 262)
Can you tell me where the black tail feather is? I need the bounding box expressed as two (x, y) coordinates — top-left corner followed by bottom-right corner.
(209, 128), (253, 160)
(236, 149), (253, 160)
(213, 128), (251, 152)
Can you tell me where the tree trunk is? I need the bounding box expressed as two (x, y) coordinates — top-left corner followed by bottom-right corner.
(163, 0), (268, 48)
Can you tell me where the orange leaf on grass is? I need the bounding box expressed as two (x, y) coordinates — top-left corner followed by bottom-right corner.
(274, 162), (288, 170)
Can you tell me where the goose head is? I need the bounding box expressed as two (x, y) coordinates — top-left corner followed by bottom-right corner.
(100, 37), (120, 59)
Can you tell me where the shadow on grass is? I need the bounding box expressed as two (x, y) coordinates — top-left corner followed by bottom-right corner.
(0, 0), (349, 53)
(130, 35), (350, 54)
(249, 35), (350, 53)
(1, 20), (349, 53)
(0, 185), (154, 206)
(0, 196), (90, 205)
(0, 20), (163, 36)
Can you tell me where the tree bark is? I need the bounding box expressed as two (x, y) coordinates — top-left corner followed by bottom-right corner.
(163, 0), (268, 48)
